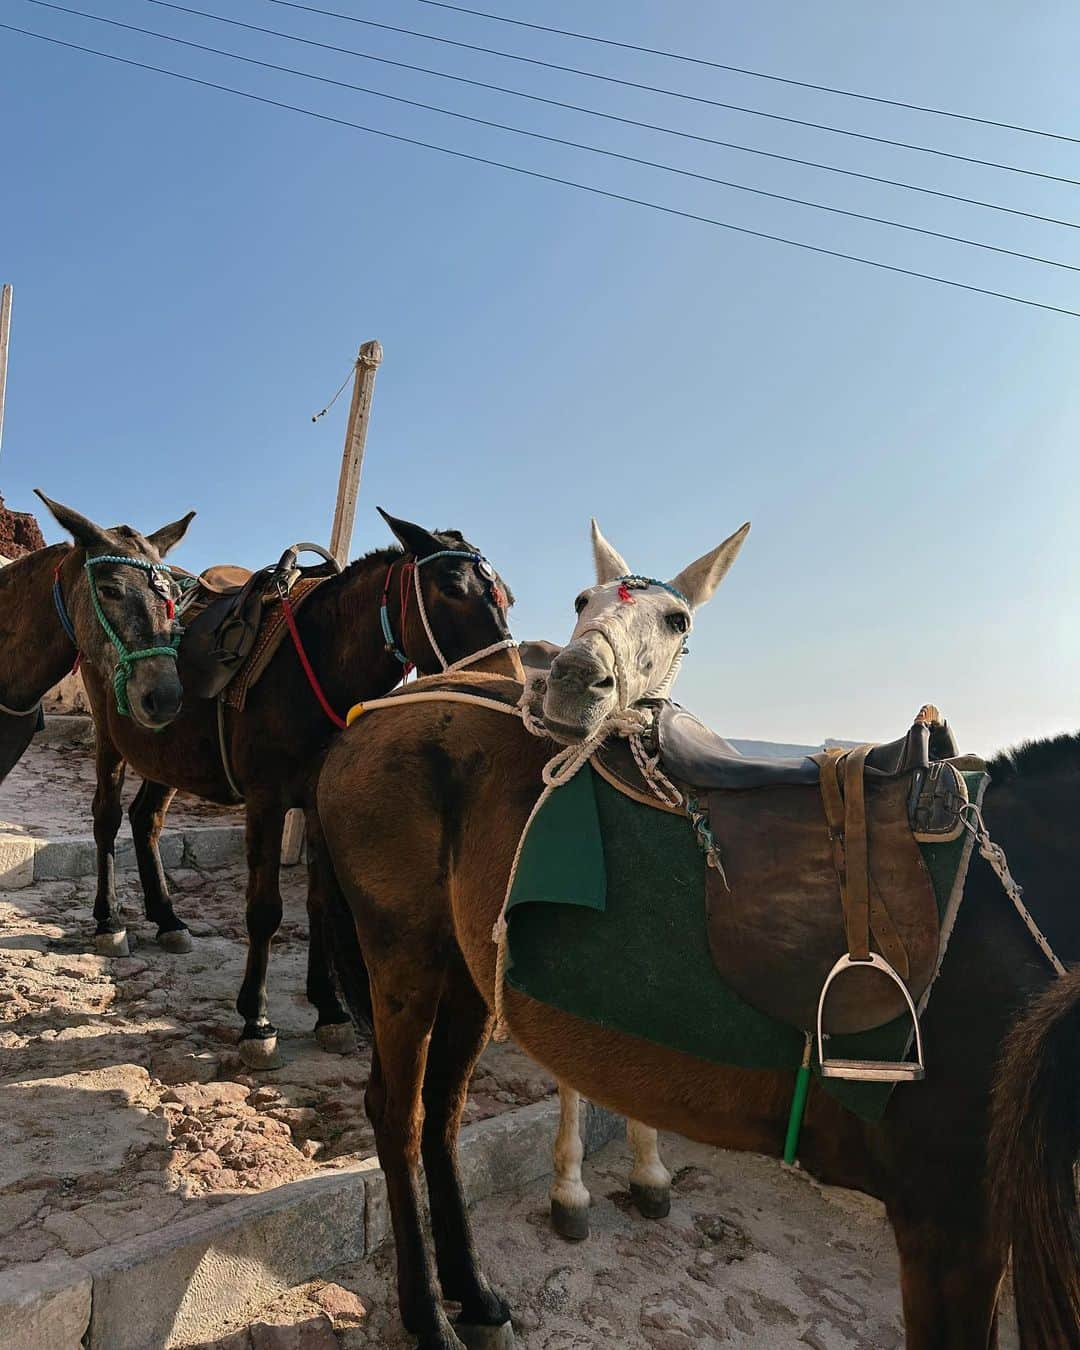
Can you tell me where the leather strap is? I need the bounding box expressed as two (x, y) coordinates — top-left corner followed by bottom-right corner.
(841, 745), (872, 961)
(813, 746), (909, 973)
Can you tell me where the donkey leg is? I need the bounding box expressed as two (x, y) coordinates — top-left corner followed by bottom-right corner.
(91, 736), (129, 956)
(421, 961), (512, 1345)
(627, 1118), (672, 1220)
(236, 795), (287, 1068)
(550, 1084), (591, 1241)
(366, 978), (467, 1350)
(129, 780), (190, 952)
(892, 1208), (1005, 1349)
(304, 806), (355, 1053)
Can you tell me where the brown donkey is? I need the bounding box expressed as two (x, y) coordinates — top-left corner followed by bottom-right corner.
(77, 510), (515, 1065)
(0, 495), (194, 782)
(318, 523), (1080, 1350)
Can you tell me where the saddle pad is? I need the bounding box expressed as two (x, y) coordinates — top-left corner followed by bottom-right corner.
(505, 765), (987, 1123)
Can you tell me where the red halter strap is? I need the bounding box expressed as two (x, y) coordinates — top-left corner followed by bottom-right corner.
(279, 590), (347, 730)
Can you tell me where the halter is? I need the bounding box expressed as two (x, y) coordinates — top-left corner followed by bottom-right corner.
(574, 575), (693, 708)
(81, 554), (182, 716)
(379, 548), (515, 676)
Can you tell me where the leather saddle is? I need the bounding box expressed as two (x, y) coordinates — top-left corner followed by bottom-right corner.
(177, 543), (338, 701)
(594, 702), (974, 1077)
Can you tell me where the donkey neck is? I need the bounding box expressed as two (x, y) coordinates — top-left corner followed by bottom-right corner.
(298, 553), (409, 710)
(0, 544), (78, 708)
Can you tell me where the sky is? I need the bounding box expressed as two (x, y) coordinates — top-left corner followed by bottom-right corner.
(4, 0), (1080, 753)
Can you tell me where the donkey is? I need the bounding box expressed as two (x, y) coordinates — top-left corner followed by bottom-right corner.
(317, 520), (1080, 1350)
(0, 494), (194, 782)
(74, 509), (516, 1065)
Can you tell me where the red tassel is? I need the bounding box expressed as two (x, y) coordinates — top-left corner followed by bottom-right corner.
(618, 584), (635, 603)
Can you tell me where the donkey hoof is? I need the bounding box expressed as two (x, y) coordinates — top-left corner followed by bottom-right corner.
(550, 1199), (590, 1242)
(316, 1021), (357, 1055)
(157, 928), (193, 954)
(454, 1320), (515, 1349)
(239, 1035), (281, 1070)
(630, 1182), (671, 1220)
(95, 930), (130, 957)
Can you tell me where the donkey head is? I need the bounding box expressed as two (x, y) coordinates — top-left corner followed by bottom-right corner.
(542, 517), (750, 743)
(378, 509), (514, 674)
(36, 491), (195, 730)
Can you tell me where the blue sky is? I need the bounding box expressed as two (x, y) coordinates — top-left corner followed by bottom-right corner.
(4, 0), (1080, 751)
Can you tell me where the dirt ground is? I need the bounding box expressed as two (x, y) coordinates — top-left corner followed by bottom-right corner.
(0, 731), (242, 837)
(0, 858), (555, 1271)
(191, 1134), (1018, 1350)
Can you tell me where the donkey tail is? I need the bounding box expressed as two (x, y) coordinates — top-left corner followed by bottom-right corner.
(322, 877), (374, 1034)
(989, 969), (1080, 1347)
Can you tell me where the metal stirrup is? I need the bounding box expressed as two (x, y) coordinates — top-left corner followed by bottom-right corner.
(816, 952), (925, 1082)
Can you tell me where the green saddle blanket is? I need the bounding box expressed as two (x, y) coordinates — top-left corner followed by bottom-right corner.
(505, 764), (987, 1122)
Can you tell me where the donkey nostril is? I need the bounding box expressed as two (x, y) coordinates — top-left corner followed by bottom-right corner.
(590, 674), (615, 693)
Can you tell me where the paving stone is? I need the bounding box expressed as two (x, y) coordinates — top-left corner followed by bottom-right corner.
(0, 1255), (91, 1350)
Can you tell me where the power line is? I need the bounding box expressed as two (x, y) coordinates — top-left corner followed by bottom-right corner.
(4, 21), (1079, 321)
(266, 0), (1080, 190)
(28, 0), (1080, 275)
(415, 0), (1080, 148)
(117, 0), (1080, 233)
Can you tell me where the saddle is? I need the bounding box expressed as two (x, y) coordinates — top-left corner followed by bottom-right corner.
(595, 702), (975, 1082)
(177, 543), (339, 704)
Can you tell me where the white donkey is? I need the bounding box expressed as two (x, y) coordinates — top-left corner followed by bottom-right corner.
(521, 516), (751, 1241)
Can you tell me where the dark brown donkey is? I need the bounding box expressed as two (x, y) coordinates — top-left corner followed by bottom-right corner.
(78, 511), (514, 1065)
(0, 495), (194, 782)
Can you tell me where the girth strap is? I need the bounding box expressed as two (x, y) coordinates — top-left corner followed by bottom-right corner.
(812, 747), (910, 978)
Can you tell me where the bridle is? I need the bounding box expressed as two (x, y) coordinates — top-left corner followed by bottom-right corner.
(51, 550), (182, 717)
(379, 548), (515, 677)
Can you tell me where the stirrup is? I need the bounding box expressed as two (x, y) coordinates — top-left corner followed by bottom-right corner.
(816, 952), (925, 1083)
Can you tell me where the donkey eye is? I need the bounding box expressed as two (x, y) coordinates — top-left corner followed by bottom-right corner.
(667, 611), (689, 634)
(574, 594), (588, 614)
(98, 583), (124, 601)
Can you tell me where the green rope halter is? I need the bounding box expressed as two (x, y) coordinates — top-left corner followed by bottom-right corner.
(84, 554), (181, 717)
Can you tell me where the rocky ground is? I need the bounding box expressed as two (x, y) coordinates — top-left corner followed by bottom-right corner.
(189, 1134), (1019, 1350)
(0, 859), (554, 1271)
(0, 730), (242, 837)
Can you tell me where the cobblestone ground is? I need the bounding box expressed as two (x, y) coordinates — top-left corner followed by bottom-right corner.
(191, 1134), (1019, 1350)
(0, 861), (554, 1269)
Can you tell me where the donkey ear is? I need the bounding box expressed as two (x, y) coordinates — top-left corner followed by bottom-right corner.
(591, 518), (630, 585)
(377, 507), (442, 559)
(667, 522), (750, 609)
(34, 490), (113, 551)
(145, 510), (196, 557)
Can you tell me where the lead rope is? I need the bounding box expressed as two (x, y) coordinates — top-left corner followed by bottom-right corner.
(960, 801), (1067, 978)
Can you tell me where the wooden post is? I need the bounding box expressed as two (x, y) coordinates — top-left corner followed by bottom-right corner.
(328, 340), (383, 566)
(0, 286), (12, 459)
(280, 339), (384, 865)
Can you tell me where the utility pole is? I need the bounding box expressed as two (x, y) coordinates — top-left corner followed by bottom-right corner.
(281, 339), (384, 865)
(0, 286), (12, 458)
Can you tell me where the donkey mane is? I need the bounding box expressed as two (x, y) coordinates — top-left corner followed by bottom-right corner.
(987, 730), (1080, 783)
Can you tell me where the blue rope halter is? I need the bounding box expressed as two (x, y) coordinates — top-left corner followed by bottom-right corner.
(379, 548), (502, 671)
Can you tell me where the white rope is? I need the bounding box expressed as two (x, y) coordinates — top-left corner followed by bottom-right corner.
(961, 801), (1067, 978)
